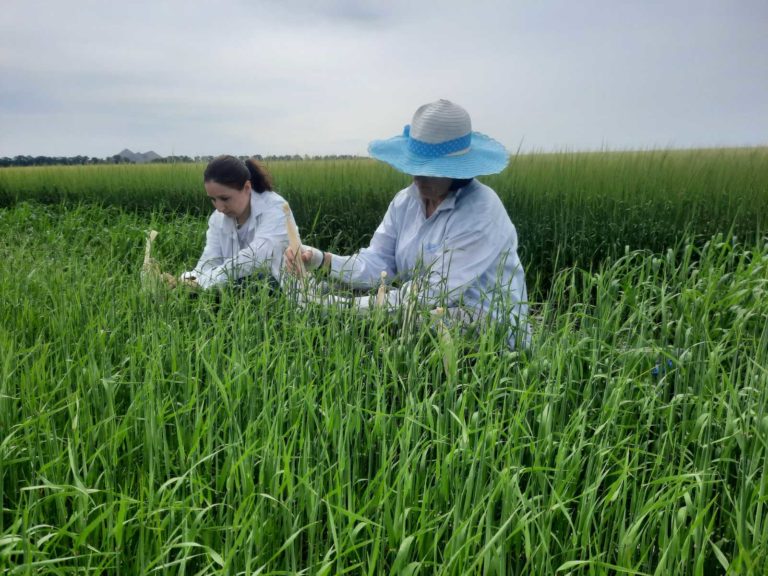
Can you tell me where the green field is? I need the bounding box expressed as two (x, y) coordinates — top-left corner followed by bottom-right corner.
(1, 149), (767, 574)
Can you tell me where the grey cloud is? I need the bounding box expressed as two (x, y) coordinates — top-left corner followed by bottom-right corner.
(1, 0), (766, 157)
(250, 0), (397, 26)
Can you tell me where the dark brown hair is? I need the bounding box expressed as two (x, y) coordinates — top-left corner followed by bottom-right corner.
(203, 155), (273, 193)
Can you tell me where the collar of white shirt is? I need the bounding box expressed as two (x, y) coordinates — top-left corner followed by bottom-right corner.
(248, 190), (271, 217)
(226, 190), (270, 232)
(405, 180), (474, 214)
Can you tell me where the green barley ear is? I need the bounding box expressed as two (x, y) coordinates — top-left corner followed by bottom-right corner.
(431, 306), (457, 381)
(400, 280), (420, 340)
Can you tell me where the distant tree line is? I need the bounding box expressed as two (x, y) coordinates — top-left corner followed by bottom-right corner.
(0, 155), (114, 167)
(0, 154), (365, 167)
(153, 154), (365, 163)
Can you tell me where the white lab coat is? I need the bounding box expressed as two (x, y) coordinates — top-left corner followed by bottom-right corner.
(181, 190), (291, 289)
(329, 179), (530, 346)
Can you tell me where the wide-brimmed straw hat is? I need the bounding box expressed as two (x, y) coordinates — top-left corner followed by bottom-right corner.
(368, 99), (509, 178)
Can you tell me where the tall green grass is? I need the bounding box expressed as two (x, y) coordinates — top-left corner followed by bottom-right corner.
(491, 147), (768, 276)
(1, 203), (766, 574)
(1, 148), (766, 283)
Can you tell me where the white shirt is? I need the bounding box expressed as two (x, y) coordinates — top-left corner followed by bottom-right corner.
(329, 179), (530, 346)
(182, 190), (291, 289)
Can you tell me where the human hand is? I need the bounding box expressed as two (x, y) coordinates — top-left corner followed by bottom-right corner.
(161, 272), (178, 288)
(301, 245), (325, 270)
(284, 245), (324, 275)
(177, 273), (200, 289)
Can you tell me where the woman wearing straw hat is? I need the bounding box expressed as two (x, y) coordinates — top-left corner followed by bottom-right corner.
(179, 155), (291, 290)
(286, 100), (530, 347)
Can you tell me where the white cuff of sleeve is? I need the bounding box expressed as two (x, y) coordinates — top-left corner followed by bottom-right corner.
(303, 245), (324, 270)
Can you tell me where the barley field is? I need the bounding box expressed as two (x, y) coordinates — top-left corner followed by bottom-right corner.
(1, 148), (767, 574)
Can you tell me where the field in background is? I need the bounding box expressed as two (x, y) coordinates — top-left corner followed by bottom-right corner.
(1, 148), (767, 574)
(1, 147), (767, 286)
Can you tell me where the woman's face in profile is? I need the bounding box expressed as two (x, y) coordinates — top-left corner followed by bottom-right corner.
(205, 180), (251, 221)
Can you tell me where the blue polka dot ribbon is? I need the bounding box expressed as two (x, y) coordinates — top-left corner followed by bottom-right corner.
(403, 124), (471, 158)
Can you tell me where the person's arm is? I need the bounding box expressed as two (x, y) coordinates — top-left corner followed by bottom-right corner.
(180, 212), (225, 288)
(228, 200), (290, 282)
(325, 194), (402, 288)
(364, 191), (520, 312)
(197, 202), (290, 288)
(369, 224), (502, 310)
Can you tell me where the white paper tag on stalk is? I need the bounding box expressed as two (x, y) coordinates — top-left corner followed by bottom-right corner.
(375, 271), (388, 308)
(141, 229), (175, 295)
(283, 203), (305, 276)
(141, 230), (162, 293)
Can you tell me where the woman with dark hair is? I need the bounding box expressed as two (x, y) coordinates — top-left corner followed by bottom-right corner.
(179, 155), (291, 289)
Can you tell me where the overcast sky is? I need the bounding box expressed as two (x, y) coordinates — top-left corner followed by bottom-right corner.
(1, 0), (766, 158)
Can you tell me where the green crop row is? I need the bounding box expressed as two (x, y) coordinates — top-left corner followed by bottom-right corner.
(1, 202), (766, 574)
(1, 148), (766, 285)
